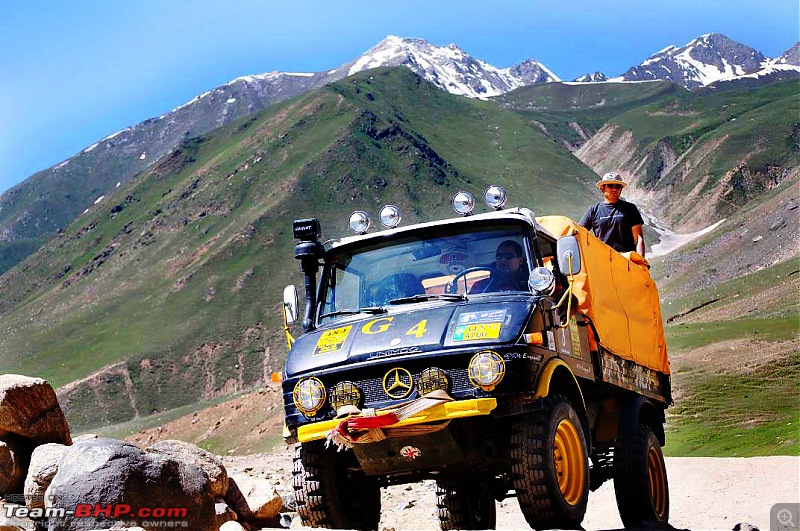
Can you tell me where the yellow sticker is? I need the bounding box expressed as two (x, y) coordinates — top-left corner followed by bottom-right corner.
(314, 325), (352, 355)
(453, 322), (502, 341)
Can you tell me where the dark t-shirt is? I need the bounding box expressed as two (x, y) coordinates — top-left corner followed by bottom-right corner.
(579, 199), (644, 253)
(468, 269), (527, 294)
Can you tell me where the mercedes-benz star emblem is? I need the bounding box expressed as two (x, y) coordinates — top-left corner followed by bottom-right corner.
(382, 367), (413, 399)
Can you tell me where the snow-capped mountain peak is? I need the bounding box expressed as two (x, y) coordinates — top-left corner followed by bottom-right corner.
(616, 33), (766, 89)
(774, 42), (800, 66)
(346, 36), (559, 99)
(573, 72), (608, 83)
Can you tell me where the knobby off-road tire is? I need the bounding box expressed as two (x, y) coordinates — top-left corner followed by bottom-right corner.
(510, 395), (589, 529)
(436, 479), (497, 530)
(292, 441), (381, 530)
(614, 424), (670, 527)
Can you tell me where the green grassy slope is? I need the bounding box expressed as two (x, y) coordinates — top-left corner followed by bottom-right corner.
(494, 81), (685, 146)
(650, 159), (799, 457)
(613, 80), (799, 222)
(0, 67), (597, 429)
(661, 257), (800, 457)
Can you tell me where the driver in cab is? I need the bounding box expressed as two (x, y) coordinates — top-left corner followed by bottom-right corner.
(469, 240), (527, 293)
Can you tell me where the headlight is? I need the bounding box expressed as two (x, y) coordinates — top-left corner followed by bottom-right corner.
(528, 266), (556, 295)
(468, 350), (506, 391)
(417, 368), (450, 395)
(293, 378), (326, 416)
(330, 381), (362, 413)
(452, 191), (475, 216)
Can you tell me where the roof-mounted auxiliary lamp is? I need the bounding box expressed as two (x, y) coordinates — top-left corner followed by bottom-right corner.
(348, 204), (403, 234)
(379, 204), (402, 228)
(348, 184), (509, 229)
(452, 184), (507, 216)
(484, 185), (507, 210)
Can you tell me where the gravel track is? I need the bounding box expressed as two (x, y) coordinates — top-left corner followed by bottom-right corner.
(229, 447), (799, 530)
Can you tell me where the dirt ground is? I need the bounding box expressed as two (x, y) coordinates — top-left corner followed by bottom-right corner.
(125, 381), (800, 530)
(224, 443), (799, 531)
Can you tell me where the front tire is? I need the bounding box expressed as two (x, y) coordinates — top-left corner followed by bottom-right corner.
(510, 395), (589, 529)
(614, 424), (670, 527)
(292, 441), (381, 530)
(436, 479), (496, 530)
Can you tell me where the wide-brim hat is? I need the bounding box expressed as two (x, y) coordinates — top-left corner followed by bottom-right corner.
(596, 171), (627, 190)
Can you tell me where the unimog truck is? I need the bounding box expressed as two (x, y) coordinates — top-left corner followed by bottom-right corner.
(280, 187), (672, 530)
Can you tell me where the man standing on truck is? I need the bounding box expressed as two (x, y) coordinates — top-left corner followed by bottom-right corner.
(579, 172), (646, 257)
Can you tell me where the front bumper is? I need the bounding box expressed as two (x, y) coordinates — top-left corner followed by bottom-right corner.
(297, 397), (497, 443)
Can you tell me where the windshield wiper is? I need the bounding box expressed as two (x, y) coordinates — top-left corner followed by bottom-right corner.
(388, 293), (467, 305)
(319, 306), (387, 319)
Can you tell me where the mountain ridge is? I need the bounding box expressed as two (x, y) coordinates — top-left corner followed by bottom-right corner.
(0, 33), (797, 275)
(0, 68), (599, 429)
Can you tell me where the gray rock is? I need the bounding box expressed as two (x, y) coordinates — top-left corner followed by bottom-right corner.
(0, 376), (71, 445)
(71, 435), (98, 444)
(45, 438), (216, 531)
(145, 440), (229, 497)
(24, 443), (68, 510)
(769, 217), (786, 231)
(224, 473), (282, 522)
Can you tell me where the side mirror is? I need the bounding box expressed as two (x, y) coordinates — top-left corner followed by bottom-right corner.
(556, 235), (582, 276)
(283, 285), (299, 324)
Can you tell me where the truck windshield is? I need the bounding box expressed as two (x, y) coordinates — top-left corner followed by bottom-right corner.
(320, 223), (531, 324)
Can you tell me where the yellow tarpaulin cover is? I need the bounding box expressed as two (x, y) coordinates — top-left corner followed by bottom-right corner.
(537, 216), (670, 375)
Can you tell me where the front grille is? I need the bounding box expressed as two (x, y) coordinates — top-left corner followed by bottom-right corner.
(332, 367), (475, 406)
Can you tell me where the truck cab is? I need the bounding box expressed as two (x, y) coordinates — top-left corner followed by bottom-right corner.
(281, 189), (671, 530)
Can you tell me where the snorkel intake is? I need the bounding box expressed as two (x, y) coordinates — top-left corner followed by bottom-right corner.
(293, 218), (324, 332)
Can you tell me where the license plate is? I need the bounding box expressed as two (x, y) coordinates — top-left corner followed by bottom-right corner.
(453, 322), (502, 341)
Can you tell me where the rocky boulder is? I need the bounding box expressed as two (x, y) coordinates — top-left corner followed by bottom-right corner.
(24, 443), (69, 511)
(224, 472), (283, 524)
(44, 438), (223, 531)
(144, 440), (228, 498)
(0, 375), (71, 446)
(0, 376), (71, 497)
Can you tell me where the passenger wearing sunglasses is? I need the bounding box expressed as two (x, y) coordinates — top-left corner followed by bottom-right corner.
(469, 240), (528, 293)
(579, 172), (646, 257)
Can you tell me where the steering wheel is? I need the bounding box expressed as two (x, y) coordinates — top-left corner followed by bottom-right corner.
(448, 266), (517, 294)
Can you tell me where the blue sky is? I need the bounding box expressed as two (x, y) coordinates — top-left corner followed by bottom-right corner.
(1, 0), (797, 194)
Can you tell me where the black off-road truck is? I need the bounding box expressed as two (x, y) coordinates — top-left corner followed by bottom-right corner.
(280, 192), (671, 530)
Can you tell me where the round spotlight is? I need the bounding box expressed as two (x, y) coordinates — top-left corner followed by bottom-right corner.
(349, 211), (371, 234)
(452, 191), (476, 216)
(416, 368), (450, 395)
(330, 381), (362, 413)
(484, 185), (507, 210)
(379, 205), (402, 228)
(468, 350), (506, 391)
(528, 267), (556, 295)
(293, 377), (326, 416)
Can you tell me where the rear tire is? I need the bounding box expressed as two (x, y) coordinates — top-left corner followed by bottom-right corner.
(614, 424), (670, 527)
(436, 479), (496, 530)
(510, 395), (589, 529)
(292, 441), (381, 530)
